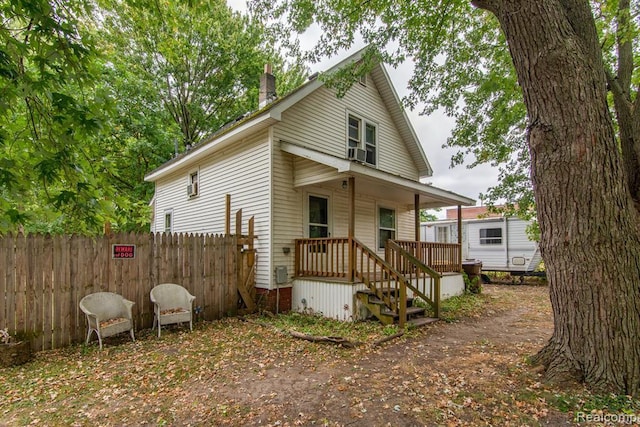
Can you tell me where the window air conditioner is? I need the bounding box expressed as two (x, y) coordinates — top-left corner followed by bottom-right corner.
(187, 183), (198, 197)
(348, 148), (367, 163)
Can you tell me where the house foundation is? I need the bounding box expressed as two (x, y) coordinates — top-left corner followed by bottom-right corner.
(255, 286), (292, 313)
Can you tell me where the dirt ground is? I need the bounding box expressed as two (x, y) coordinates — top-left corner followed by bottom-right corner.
(176, 284), (561, 426)
(3, 284), (581, 426)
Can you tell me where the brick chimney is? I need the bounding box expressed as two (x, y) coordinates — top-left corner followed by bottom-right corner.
(259, 64), (276, 108)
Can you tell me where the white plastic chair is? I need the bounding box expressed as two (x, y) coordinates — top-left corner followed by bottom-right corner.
(150, 283), (196, 337)
(79, 292), (135, 349)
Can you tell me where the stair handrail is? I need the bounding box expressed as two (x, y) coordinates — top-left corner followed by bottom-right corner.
(386, 240), (441, 318)
(351, 238), (410, 326)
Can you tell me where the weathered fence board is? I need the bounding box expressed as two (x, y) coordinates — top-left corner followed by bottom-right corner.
(0, 232), (240, 351)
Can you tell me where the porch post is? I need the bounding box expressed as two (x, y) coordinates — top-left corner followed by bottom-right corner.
(457, 204), (463, 269)
(348, 177), (356, 282)
(414, 194), (420, 241)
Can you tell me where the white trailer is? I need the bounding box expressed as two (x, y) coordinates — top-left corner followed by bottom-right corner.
(421, 216), (542, 273)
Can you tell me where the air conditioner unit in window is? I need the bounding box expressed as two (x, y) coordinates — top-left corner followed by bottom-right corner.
(348, 148), (367, 163)
(187, 183), (198, 197)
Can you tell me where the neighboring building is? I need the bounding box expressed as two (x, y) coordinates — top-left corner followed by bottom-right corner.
(422, 207), (542, 273)
(145, 48), (475, 322)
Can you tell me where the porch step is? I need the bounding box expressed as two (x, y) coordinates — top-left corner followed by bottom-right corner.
(356, 290), (432, 326)
(381, 305), (425, 318)
(357, 288), (415, 307)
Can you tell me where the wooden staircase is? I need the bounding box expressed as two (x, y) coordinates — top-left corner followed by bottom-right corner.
(356, 287), (438, 327)
(349, 238), (442, 327)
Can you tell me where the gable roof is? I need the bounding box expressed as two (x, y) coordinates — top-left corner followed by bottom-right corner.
(145, 47), (432, 182)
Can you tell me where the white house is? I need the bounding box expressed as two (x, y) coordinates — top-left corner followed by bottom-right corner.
(144, 48), (474, 325)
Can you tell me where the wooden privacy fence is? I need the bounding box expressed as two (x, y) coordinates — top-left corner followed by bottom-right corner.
(0, 232), (241, 351)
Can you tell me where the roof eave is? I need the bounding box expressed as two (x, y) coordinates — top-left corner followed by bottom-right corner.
(144, 112), (278, 182)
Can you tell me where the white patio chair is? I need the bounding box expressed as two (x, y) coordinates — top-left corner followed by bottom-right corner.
(150, 283), (196, 337)
(79, 292), (135, 350)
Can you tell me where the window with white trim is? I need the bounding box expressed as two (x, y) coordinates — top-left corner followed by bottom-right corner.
(479, 227), (502, 245)
(164, 210), (173, 234)
(347, 113), (377, 166)
(378, 207), (396, 249)
(188, 170), (199, 198)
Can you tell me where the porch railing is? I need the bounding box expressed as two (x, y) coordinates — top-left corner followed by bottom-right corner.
(294, 238), (462, 277)
(352, 238), (408, 324)
(385, 240), (441, 318)
(294, 238), (350, 278)
(293, 238), (462, 323)
(392, 240), (461, 273)
(294, 237), (409, 325)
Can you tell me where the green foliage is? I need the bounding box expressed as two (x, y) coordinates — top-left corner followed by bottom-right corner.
(435, 293), (486, 323)
(580, 393), (640, 414)
(97, 0), (307, 150)
(259, 311), (400, 342)
(0, 0), (306, 233)
(0, 0), (122, 234)
(463, 272), (482, 294)
(420, 209), (439, 222)
(538, 390), (640, 419)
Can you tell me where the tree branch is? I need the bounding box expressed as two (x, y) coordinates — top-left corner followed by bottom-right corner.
(616, 0), (633, 92)
(470, 0), (501, 15)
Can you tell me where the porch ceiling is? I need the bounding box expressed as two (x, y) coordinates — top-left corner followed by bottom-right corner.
(280, 141), (475, 209)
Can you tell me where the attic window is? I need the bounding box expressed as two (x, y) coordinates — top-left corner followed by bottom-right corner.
(358, 74), (367, 86)
(347, 113), (377, 167)
(187, 171), (199, 198)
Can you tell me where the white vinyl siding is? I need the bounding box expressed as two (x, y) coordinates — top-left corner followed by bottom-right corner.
(153, 130), (271, 288)
(271, 137), (302, 288)
(273, 77), (419, 180)
(292, 158), (342, 187)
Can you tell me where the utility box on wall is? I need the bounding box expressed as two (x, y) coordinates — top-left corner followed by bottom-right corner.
(275, 266), (288, 285)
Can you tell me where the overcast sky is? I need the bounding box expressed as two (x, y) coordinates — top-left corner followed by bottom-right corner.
(228, 0), (500, 208)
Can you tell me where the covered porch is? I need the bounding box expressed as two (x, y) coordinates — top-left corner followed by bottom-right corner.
(281, 142), (475, 325)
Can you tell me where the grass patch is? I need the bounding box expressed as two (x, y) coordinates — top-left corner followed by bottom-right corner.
(580, 393), (640, 414)
(427, 292), (489, 322)
(255, 311), (405, 343)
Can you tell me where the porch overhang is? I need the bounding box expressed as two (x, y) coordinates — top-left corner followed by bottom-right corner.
(280, 141), (475, 208)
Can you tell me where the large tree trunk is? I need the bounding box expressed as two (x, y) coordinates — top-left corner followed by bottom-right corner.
(472, 0), (640, 395)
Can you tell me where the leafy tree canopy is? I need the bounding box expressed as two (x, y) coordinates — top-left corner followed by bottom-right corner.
(0, 0), (121, 233)
(97, 0), (308, 150)
(0, 0), (307, 234)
